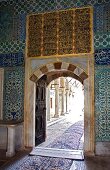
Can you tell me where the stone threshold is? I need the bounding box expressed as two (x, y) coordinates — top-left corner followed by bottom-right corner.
(30, 147), (84, 160)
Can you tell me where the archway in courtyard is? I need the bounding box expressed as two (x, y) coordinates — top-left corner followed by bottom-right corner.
(37, 76), (84, 153)
(24, 60), (94, 156)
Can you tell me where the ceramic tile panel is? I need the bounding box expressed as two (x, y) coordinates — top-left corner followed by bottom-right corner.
(0, 4), (14, 42)
(14, 0), (57, 15)
(0, 41), (25, 54)
(94, 4), (110, 33)
(94, 33), (110, 49)
(0, 2), (26, 46)
(0, 52), (24, 67)
(0, 4), (26, 42)
(1, 0), (109, 16)
(0, 0), (110, 143)
(95, 48), (110, 65)
(95, 66), (110, 141)
(3, 66), (24, 121)
(13, 0), (110, 15)
(0, 0), (110, 54)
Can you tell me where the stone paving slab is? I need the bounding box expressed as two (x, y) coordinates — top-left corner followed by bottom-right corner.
(39, 114), (84, 148)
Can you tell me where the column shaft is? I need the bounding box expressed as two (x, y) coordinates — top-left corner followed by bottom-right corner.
(54, 80), (59, 118)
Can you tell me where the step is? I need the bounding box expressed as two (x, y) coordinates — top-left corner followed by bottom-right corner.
(30, 147), (84, 160)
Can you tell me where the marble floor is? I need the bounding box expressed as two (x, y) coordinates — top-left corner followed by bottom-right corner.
(39, 111), (84, 148)
(1, 149), (110, 170)
(30, 112), (84, 161)
(1, 114), (110, 170)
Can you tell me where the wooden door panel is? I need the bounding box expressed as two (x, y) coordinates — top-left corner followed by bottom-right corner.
(35, 76), (46, 146)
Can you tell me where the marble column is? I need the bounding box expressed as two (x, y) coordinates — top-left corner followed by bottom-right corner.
(65, 79), (69, 114)
(46, 85), (50, 121)
(60, 78), (65, 116)
(65, 90), (69, 114)
(54, 79), (59, 118)
(61, 89), (65, 115)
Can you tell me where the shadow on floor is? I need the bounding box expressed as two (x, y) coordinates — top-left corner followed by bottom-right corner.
(0, 148), (110, 170)
(0, 148), (32, 170)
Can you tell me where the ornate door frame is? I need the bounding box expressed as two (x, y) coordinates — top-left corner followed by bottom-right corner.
(24, 55), (95, 156)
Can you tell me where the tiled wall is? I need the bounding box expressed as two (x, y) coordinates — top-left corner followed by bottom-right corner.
(0, 0), (110, 140)
(3, 67), (24, 121)
(95, 66), (110, 141)
(93, 3), (110, 141)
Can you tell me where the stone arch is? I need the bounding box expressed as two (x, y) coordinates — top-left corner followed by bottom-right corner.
(24, 58), (94, 156)
(30, 61), (88, 83)
(46, 71), (83, 85)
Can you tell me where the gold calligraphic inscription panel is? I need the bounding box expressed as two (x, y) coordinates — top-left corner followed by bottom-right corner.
(58, 10), (74, 55)
(74, 8), (91, 54)
(28, 15), (42, 57)
(27, 7), (93, 58)
(43, 12), (57, 56)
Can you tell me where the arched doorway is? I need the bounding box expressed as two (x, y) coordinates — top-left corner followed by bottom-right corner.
(24, 59), (95, 156)
(34, 73), (84, 148)
(40, 76), (84, 151)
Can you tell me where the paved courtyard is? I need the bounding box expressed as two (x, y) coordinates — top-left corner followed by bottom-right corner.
(38, 111), (84, 149)
(39, 85), (84, 149)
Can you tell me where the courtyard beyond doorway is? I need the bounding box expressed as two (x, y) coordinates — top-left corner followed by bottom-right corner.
(30, 78), (84, 160)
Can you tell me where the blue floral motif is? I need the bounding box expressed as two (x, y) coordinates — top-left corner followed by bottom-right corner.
(95, 49), (110, 65)
(3, 66), (24, 121)
(0, 52), (24, 67)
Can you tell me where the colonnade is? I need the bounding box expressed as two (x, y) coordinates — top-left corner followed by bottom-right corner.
(46, 77), (73, 121)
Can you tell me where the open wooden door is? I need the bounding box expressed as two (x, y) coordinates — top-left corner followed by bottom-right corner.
(35, 75), (47, 146)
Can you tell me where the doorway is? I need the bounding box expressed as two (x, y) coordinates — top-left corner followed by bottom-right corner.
(24, 59), (94, 156)
(37, 77), (84, 151)
(31, 75), (84, 159)
(25, 6), (94, 156)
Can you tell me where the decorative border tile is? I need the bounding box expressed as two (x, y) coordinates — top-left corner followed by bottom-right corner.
(0, 0), (110, 15)
(94, 4), (110, 33)
(0, 4), (14, 42)
(0, 1), (110, 54)
(94, 33), (110, 49)
(0, 40), (25, 54)
(0, 3), (26, 42)
(13, 0), (110, 15)
(94, 5), (104, 33)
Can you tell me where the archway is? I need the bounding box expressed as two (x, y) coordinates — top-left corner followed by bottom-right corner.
(24, 58), (94, 156)
(40, 76), (84, 152)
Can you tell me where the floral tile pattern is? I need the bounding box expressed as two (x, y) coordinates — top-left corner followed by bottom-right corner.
(0, 0), (110, 142)
(3, 66), (24, 121)
(0, 52), (24, 67)
(5, 155), (73, 170)
(95, 65), (110, 141)
(95, 48), (110, 65)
